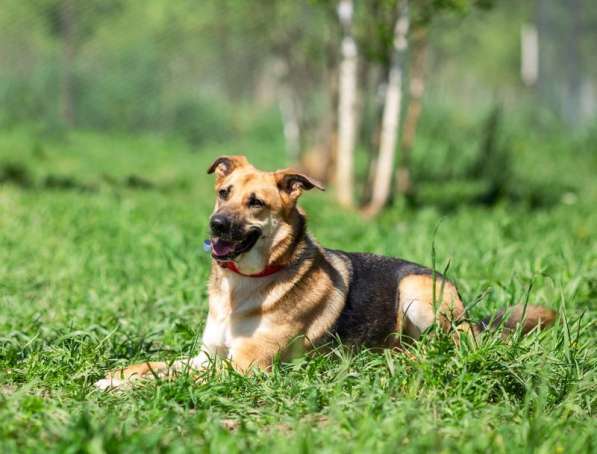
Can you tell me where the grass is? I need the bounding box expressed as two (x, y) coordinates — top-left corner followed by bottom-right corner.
(0, 126), (595, 453)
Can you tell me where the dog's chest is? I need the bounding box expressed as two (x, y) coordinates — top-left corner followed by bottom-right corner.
(204, 275), (272, 354)
(202, 307), (232, 355)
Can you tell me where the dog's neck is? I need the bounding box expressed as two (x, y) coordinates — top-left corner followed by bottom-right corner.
(270, 208), (308, 267)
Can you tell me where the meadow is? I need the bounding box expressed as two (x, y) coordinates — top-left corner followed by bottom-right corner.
(0, 124), (595, 453)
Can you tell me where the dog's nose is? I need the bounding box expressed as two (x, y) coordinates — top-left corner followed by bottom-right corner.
(210, 214), (231, 235)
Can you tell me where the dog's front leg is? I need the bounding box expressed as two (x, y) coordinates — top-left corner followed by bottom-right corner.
(94, 346), (218, 391)
(170, 350), (213, 374)
(94, 361), (172, 390)
(95, 316), (232, 390)
(229, 337), (282, 373)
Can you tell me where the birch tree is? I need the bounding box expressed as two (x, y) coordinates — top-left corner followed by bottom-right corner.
(397, 24), (427, 196)
(336, 0), (358, 207)
(364, 0), (409, 216)
(520, 23), (538, 87)
(59, 0), (76, 126)
(273, 59), (302, 162)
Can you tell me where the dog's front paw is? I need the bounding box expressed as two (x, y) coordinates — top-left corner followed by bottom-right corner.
(94, 376), (125, 391)
(94, 361), (168, 391)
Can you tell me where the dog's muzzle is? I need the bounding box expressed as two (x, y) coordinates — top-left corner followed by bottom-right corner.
(209, 213), (261, 261)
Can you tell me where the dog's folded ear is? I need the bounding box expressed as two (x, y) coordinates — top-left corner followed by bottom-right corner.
(275, 169), (325, 200)
(207, 156), (250, 179)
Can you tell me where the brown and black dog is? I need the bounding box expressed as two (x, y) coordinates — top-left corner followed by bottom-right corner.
(95, 155), (555, 389)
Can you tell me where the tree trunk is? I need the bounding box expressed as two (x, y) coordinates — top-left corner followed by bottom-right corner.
(278, 89), (301, 163)
(520, 23), (538, 87)
(274, 59), (302, 163)
(363, 0), (409, 217)
(335, 0), (358, 207)
(60, 0), (76, 127)
(397, 24), (427, 197)
(564, 0), (582, 125)
(362, 63), (385, 204)
(300, 56), (339, 184)
(535, 0), (549, 109)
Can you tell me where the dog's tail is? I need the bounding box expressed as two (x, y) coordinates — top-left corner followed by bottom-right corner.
(477, 304), (556, 337)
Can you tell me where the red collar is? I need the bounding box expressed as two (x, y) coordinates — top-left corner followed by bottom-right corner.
(219, 261), (284, 277)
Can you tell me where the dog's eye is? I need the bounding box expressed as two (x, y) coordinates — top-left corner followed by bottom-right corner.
(248, 195), (265, 209)
(218, 187), (230, 200)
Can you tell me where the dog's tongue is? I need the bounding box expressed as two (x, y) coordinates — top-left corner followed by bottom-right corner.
(211, 239), (235, 257)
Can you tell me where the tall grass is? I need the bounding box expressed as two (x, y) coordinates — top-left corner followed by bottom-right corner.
(0, 125), (595, 452)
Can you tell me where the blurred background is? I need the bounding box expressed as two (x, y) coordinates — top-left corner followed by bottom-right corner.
(0, 0), (595, 213)
(2, 4), (597, 450)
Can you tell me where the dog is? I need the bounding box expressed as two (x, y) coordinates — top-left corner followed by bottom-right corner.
(95, 155), (556, 390)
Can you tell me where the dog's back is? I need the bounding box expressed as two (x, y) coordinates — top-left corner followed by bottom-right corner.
(327, 251), (435, 346)
(327, 249), (555, 347)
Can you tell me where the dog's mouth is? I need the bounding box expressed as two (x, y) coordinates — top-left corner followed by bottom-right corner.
(210, 228), (262, 261)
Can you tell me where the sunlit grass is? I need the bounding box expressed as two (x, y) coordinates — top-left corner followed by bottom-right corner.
(0, 128), (595, 452)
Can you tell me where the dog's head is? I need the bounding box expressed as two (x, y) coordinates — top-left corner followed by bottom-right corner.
(207, 155), (323, 273)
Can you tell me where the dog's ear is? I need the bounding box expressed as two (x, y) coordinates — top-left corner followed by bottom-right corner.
(207, 156), (250, 181)
(274, 169), (325, 200)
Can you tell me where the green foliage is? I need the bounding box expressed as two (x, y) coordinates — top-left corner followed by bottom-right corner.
(354, 0), (495, 66)
(32, 0), (124, 43)
(0, 127), (595, 452)
(0, 0), (594, 139)
(414, 0), (495, 25)
(170, 98), (234, 146)
(398, 101), (595, 210)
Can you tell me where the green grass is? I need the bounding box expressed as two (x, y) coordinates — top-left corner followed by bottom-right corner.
(0, 127), (595, 453)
